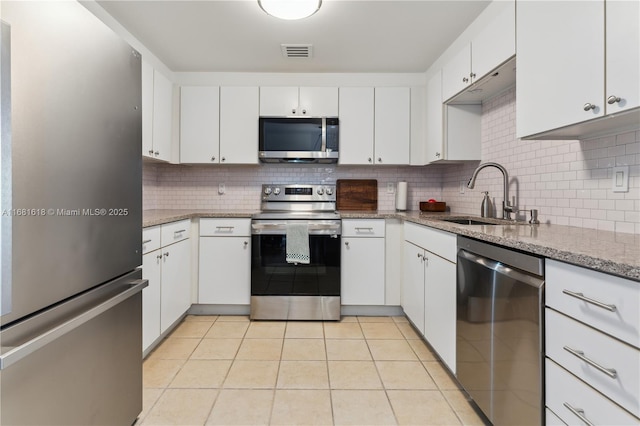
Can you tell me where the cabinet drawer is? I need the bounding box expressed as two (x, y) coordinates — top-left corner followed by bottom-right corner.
(160, 220), (191, 246)
(142, 226), (161, 254)
(342, 219), (385, 237)
(546, 359), (639, 425)
(546, 260), (639, 348)
(546, 308), (640, 417)
(404, 222), (456, 262)
(200, 218), (251, 237)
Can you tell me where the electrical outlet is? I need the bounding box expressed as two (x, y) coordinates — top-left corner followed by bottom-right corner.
(459, 181), (466, 194)
(387, 182), (395, 194)
(218, 183), (225, 195)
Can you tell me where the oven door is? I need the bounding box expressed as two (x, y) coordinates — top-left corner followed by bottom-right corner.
(250, 220), (341, 320)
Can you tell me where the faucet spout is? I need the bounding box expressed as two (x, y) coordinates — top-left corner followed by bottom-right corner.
(467, 162), (514, 220)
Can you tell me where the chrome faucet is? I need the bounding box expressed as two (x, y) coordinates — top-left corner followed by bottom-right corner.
(467, 162), (515, 220)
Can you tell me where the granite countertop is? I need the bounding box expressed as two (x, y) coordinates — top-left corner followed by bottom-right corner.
(143, 209), (640, 282)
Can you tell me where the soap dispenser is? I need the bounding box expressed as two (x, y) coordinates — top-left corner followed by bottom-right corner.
(481, 191), (492, 218)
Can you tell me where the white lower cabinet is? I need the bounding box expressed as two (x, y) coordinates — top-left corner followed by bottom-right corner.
(403, 222), (456, 372)
(198, 218), (251, 305)
(141, 220), (192, 354)
(341, 220), (385, 305)
(545, 259), (640, 423)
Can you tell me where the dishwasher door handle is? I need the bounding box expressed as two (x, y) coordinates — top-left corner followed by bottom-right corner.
(457, 249), (544, 289)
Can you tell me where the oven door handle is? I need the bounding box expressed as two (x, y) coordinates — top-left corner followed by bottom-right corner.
(251, 222), (341, 234)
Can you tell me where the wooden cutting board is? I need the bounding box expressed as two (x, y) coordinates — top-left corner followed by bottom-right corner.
(336, 179), (378, 211)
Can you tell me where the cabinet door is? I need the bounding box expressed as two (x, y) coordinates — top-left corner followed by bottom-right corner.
(341, 237), (385, 305)
(152, 70), (173, 162)
(471, 1), (515, 81)
(180, 86), (220, 164)
(426, 71), (444, 163)
(516, 1), (604, 138)
(259, 86), (298, 116)
(424, 253), (456, 373)
(299, 87), (339, 116)
(160, 239), (191, 333)
(220, 86), (259, 164)
(606, 0), (640, 114)
(199, 236), (251, 304)
(402, 241), (425, 335)
(142, 250), (162, 353)
(374, 87), (410, 165)
(338, 87), (374, 165)
(141, 60), (154, 159)
(442, 44), (471, 102)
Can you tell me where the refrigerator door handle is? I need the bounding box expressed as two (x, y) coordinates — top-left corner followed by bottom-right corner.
(0, 279), (147, 370)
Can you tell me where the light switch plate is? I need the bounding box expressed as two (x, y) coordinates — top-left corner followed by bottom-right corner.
(612, 166), (629, 193)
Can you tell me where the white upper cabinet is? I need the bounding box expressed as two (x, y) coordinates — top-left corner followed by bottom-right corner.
(220, 86), (259, 164)
(426, 70), (444, 163)
(142, 60), (173, 162)
(180, 86), (220, 164)
(605, 0), (639, 115)
(338, 87), (375, 165)
(374, 87), (410, 165)
(259, 86), (338, 116)
(442, 1), (515, 102)
(516, 0), (639, 139)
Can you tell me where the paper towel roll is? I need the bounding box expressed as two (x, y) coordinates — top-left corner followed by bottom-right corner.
(396, 181), (408, 211)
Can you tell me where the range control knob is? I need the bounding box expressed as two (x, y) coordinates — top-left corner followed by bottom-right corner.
(325, 187), (334, 195)
(264, 187), (272, 196)
(273, 187), (281, 195)
(317, 187), (325, 195)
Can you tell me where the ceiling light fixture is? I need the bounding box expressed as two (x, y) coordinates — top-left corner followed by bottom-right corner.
(258, 0), (322, 20)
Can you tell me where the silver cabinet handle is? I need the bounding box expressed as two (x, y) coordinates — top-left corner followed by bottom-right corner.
(292, 108), (296, 114)
(377, 157), (382, 163)
(470, 72), (476, 78)
(164, 252), (169, 257)
(243, 241), (248, 247)
(607, 95), (621, 104)
(211, 156), (216, 161)
(355, 227), (374, 232)
(302, 109), (307, 115)
(417, 253), (423, 259)
(368, 157), (372, 163)
(216, 226), (235, 230)
(462, 77), (469, 83)
(221, 157), (226, 162)
(345, 241), (349, 246)
(563, 403), (595, 426)
(562, 289), (617, 312)
(174, 229), (186, 234)
(148, 149), (154, 155)
(583, 103), (596, 111)
(563, 346), (617, 378)
(0, 280), (148, 370)
(435, 152), (441, 158)
(154, 151), (160, 156)
(142, 239), (152, 244)
(156, 254), (163, 260)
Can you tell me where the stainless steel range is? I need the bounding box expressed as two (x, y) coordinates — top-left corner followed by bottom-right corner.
(251, 184), (341, 320)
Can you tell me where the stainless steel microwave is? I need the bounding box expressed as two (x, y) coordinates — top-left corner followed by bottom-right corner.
(258, 117), (339, 163)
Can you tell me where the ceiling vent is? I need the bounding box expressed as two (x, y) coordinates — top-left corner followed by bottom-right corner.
(281, 44), (313, 58)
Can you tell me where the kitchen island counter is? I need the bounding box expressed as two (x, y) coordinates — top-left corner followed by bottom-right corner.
(144, 209), (640, 281)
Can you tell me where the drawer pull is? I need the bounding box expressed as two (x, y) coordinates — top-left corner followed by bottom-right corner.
(174, 229), (186, 234)
(562, 289), (617, 312)
(563, 346), (618, 379)
(215, 226), (235, 230)
(142, 239), (152, 244)
(563, 402), (595, 426)
(355, 227), (374, 232)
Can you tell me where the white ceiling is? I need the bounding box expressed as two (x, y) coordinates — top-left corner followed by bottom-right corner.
(96, 0), (491, 73)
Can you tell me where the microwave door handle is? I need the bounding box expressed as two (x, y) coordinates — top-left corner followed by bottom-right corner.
(321, 117), (326, 153)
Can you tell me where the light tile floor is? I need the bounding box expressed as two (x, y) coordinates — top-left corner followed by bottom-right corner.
(138, 315), (488, 426)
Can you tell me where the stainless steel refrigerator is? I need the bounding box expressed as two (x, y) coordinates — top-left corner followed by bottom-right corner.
(0, 2), (147, 424)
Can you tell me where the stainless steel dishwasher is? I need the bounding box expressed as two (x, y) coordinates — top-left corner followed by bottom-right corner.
(456, 236), (544, 426)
